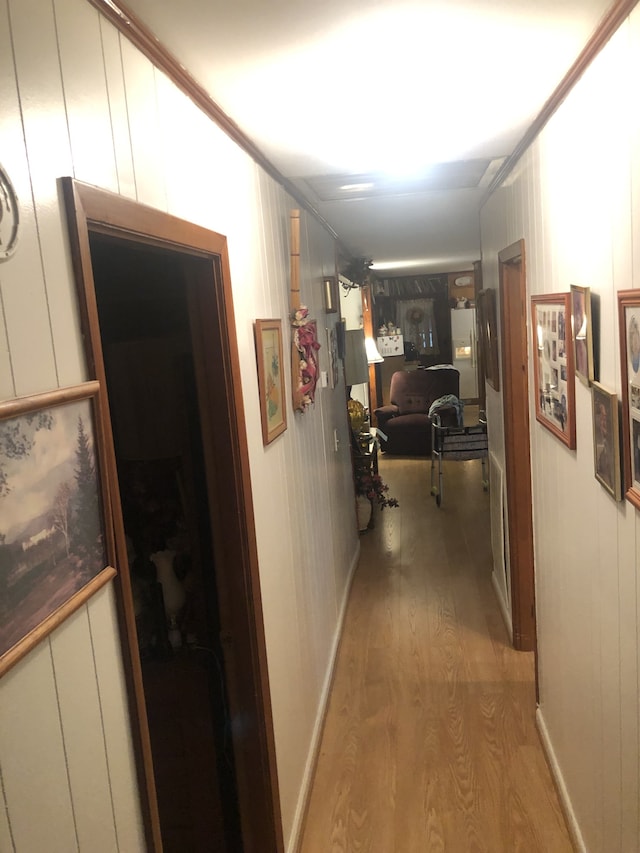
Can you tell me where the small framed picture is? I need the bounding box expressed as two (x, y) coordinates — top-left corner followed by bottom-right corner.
(326, 325), (339, 389)
(591, 382), (621, 500)
(0, 382), (116, 676)
(323, 276), (339, 314)
(531, 293), (576, 449)
(570, 284), (594, 386)
(254, 318), (287, 445)
(617, 291), (640, 508)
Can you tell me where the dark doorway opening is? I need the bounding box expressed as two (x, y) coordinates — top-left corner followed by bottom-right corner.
(89, 234), (242, 852)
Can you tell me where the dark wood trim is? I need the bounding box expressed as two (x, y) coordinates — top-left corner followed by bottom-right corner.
(61, 177), (284, 853)
(498, 240), (536, 654)
(498, 241), (523, 265)
(360, 285), (379, 410)
(486, 0), (640, 199)
(85, 0), (340, 247)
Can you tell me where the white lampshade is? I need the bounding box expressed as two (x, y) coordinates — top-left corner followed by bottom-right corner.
(365, 336), (384, 364)
(344, 329), (369, 386)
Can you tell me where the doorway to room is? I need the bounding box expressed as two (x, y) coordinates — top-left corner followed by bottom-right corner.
(62, 178), (283, 853)
(499, 240), (536, 658)
(90, 234), (240, 851)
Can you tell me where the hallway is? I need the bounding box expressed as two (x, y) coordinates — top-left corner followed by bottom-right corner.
(299, 452), (573, 852)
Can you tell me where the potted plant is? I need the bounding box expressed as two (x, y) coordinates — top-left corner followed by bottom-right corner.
(354, 468), (399, 530)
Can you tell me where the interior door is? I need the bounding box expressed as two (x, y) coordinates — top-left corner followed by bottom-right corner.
(89, 235), (240, 851)
(61, 177), (284, 853)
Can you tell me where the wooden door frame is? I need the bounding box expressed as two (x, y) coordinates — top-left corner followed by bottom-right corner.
(61, 178), (283, 853)
(498, 240), (536, 654)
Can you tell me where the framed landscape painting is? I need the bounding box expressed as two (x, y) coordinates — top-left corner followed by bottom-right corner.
(531, 293), (576, 449)
(254, 318), (287, 445)
(0, 381), (115, 676)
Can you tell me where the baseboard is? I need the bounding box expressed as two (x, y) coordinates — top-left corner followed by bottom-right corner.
(536, 707), (587, 853)
(286, 541), (360, 853)
(491, 569), (513, 643)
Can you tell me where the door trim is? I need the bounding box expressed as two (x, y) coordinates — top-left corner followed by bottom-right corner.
(498, 240), (536, 655)
(61, 178), (284, 853)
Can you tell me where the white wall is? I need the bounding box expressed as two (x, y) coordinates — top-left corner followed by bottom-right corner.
(481, 12), (640, 851)
(0, 0), (359, 850)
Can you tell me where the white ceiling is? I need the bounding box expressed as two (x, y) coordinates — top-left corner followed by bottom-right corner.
(122, 0), (614, 276)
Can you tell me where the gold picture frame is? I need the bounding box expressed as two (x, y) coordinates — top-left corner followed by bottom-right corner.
(570, 284), (594, 386)
(254, 319), (287, 445)
(0, 381), (116, 677)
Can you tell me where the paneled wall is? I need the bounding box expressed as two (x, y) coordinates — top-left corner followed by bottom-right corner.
(0, 0), (359, 850)
(480, 12), (640, 852)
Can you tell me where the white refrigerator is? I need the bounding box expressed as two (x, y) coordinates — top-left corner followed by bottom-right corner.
(450, 308), (478, 399)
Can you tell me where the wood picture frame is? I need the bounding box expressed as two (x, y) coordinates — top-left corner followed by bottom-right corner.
(326, 325), (339, 389)
(571, 284), (594, 386)
(254, 318), (287, 445)
(477, 288), (500, 391)
(0, 381), (115, 676)
(531, 293), (576, 449)
(591, 381), (621, 500)
(323, 276), (339, 314)
(617, 290), (640, 509)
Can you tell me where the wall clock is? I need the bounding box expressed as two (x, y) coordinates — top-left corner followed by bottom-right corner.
(0, 165), (19, 260)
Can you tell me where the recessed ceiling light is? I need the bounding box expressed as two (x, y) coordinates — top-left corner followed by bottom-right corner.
(339, 182), (374, 192)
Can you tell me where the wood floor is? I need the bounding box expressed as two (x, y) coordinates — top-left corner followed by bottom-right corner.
(299, 452), (573, 853)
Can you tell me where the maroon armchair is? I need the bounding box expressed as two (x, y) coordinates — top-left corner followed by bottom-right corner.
(374, 367), (460, 455)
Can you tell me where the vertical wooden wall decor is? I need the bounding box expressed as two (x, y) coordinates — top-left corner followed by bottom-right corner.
(289, 209), (320, 412)
(290, 209), (301, 313)
(361, 285), (380, 411)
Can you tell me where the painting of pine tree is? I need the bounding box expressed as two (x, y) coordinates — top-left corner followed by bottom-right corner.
(0, 386), (109, 668)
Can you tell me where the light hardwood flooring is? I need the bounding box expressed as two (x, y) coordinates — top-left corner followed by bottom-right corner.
(299, 450), (574, 853)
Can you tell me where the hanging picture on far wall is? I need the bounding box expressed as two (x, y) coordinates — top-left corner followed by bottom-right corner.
(531, 292), (576, 449)
(617, 290), (640, 509)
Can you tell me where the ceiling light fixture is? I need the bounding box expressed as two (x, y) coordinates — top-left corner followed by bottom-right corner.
(339, 182), (375, 192)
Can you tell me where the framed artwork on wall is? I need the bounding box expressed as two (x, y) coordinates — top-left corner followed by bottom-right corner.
(477, 288), (500, 391)
(254, 318), (287, 445)
(0, 382), (116, 677)
(570, 284), (594, 386)
(531, 293), (576, 449)
(591, 382), (621, 500)
(326, 325), (339, 389)
(617, 290), (640, 509)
